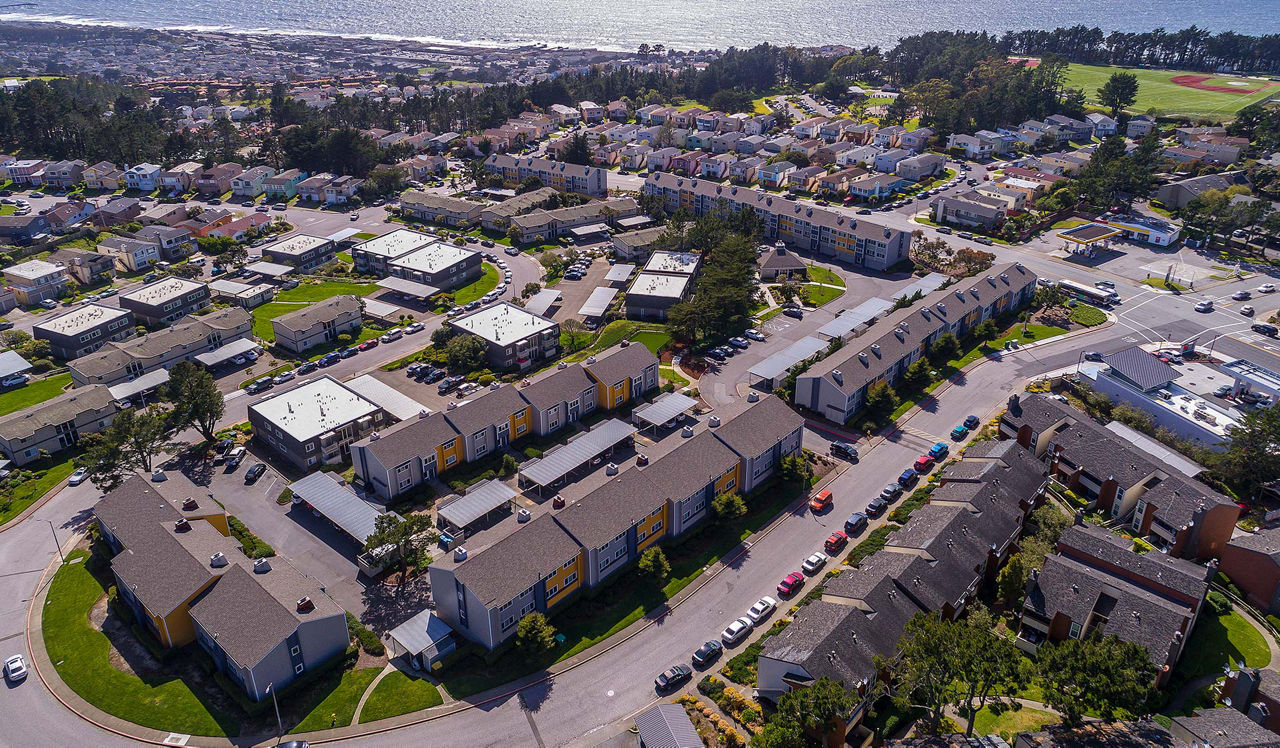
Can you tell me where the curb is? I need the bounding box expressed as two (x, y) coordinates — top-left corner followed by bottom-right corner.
(0, 473), (73, 534)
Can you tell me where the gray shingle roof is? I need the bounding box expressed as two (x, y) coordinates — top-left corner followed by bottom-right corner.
(70, 307), (251, 379)
(1057, 524), (1210, 601)
(1014, 721), (1175, 747)
(354, 411), (458, 469)
(443, 385), (530, 437)
(452, 513), (582, 606)
(0, 384), (115, 441)
(1171, 708), (1280, 747)
(554, 468), (664, 549)
(633, 704), (701, 748)
(272, 295), (360, 334)
(642, 430), (741, 499)
(1227, 527), (1280, 560)
(1102, 346), (1179, 391)
(518, 364), (596, 411)
(583, 343), (658, 388)
(711, 394), (803, 458)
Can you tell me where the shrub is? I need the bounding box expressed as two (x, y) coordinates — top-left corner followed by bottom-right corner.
(1216, 572), (1245, 600)
(523, 446), (543, 459)
(228, 516), (275, 558)
(499, 453), (519, 478)
(346, 612), (386, 656)
(697, 675), (726, 700)
(478, 374), (495, 386)
(1207, 590), (1233, 616)
(337, 332), (353, 344)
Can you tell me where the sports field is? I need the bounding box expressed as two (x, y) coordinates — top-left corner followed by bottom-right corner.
(1066, 63), (1280, 120)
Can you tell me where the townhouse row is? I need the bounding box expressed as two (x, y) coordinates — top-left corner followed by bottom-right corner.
(483, 153), (607, 197)
(796, 262), (1038, 424)
(429, 394), (805, 650)
(351, 341), (661, 501)
(642, 173), (912, 271)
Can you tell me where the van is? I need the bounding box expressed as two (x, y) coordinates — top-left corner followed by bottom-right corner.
(156, 261), (171, 270)
(380, 329), (404, 343)
(190, 256), (206, 266)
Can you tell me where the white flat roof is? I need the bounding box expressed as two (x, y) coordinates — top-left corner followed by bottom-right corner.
(108, 368), (170, 400)
(523, 289), (562, 317)
(644, 251), (700, 275)
(355, 228), (433, 259)
(605, 264), (635, 283)
(35, 303), (131, 336)
(451, 302), (555, 345)
(389, 241), (478, 274)
(121, 277), (206, 305)
(377, 276), (440, 298)
(345, 374), (430, 421)
(629, 272), (689, 299)
(244, 260), (295, 277)
(4, 259), (62, 279)
(193, 338), (262, 366)
(264, 233), (330, 257)
(250, 376), (381, 443)
(749, 335), (828, 382)
(209, 279), (252, 295)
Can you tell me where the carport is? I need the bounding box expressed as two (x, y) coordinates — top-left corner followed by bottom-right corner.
(632, 392), (697, 433)
(377, 276), (440, 300)
(519, 419), (637, 493)
(108, 368), (170, 406)
(194, 338), (262, 367)
(524, 289), (562, 317)
(288, 471), (401, 546)
(747, 335), (828, 389)
(615, 214), (653, 231)
(388, 609), (457, 669)
(345, 374), (430, 421)
(604, 264), (635, 285)
(436, 478), (518, 539)
(0, 350), (32, 379)
(816, 298), (894, 340)
(244, 260), (295, 278)
(568, 222), (610, 241)
(892, 272), (949, 301)
(361, 297), (403, 322)
(577, 287), (618, 318)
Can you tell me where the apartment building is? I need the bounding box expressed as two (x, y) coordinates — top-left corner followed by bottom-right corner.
(120, 277), (211, 326)
(478, 187), (557, 232)
(68, 307), (253, 387)
(448, 302), (560, 371)
(400, 191), (484, 226)
(249, 376), (390, 469)
(388, 241), (482, 291)
(3, 259), (69, 305)
(261, 233), (336, 272)
(508, 197), (639, 243)
(483, 153), (607, 197)
(271, 295), (362, 354)
(350, 228), (433, 275)
(0, 384), (117, 466)
(796, 263), (1037, 424)
(34, 303), (136, 360)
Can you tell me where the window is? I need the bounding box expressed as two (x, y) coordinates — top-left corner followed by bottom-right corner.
(599, 556), (611, 571)
(650, 507), (662, 517)
(516, 424), (527, 435)
(306, 443), (315, 453)
(294, 663), (305, 674)
(614, 547), (626, 560)
(637, 529), (647, 542)
(306, 457), (317, 466)
(445, 454), (457, 467)
(547, 583), (559, 597)
(723, 478), (736, 492)
(502, 616), (516, 631)
(651, 520), (663, 534)
(520, 601), (535, 616)
(398, 477), (413, 490)
(290, 645), (300, 656)
(1069, 622), (1082, 639)
(564, 572), (577, 586)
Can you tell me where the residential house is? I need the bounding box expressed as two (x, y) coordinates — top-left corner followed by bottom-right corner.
(946, 133), (992, 160)
(836, 145), (882, 168)
(1127, 115), (1157, 139)
(231, 166), (275, 197)
(403, 155), (447, 181)
(763, 135), (796, 154)
(548, 104), (580, 125)
(620, 144), (652, 169)
(758, 161), (797, 188)
(933, 194), (1005, 229)
(272, 295), (362, 354)
(1085, 113), (1118, 138)
(42, 201), (94, 230)
(607, 123), (640, 144)
(792, 117), (828, 139)
(874, 148), (911, 174)
(296, 173), (336, 202)
(1039, 151), (1090, 176)
(736, 135), (767, 155)
(4, 259), (67, 304)
(646, 147), (681, 172)
(785, 165), (826, 192)
(124, 163), (162, 192)
(5, 159), (46, 186)
(896, 152), (945, 181)
(814, 141), (855, 165)
(49, 247), (114, 285)
(0, 385), (117, 465)
(577, 101), (604, 123)
(845, 174), (911, 201)
(729, 156), (764, 183)
(195, 163), (243, 195)
(758, 245), (808, 280)
(323, 176), (363, 204)
(1045, 114), (1093, 142)
(669, 150), (707, 175)
(134, 225), (195, 260)
(710, 131), (743, 154)
(815, 167), (866, 195)
(700, 153), (736, 179)
(97, 236), (161, 272)
(43, 159), (86, 189)
(874, 125), (906, 148)
(158, 162), (202, 194)
(262, 169), (308, 200)
(896, 128), (933, 153)
(607, 100), (629, 121)
(975, 129), (1015, 154)
(94, 198), (142, 226)
(83, 161), (124, 191)
(1175, 126), (1227, 146)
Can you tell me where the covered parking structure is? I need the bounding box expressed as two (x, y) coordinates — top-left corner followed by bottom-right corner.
(632, 391), (697, 432)
(891, 272), (949, 301)
(524, 289), (562, 317)
(519, 418), (637, 494)
(0, 350), (31, 380)
(288, 471), (402, 547)
(108, 368), (170, 406)
(243, 260), (295, 278)
(388, 609), (457, 670)
(604, 264), (635, 285)
(194, 338), (263, 368)
(377, 276), (440, 301)
(345, 374), (430, 421)
(747, 335), (828, 389)
(568, 222), (611, 241)
(816, 298), (894, 341)
(361, 297), (403, 322)
(578, 287), (619, 318)
(436, 478), (518, 540)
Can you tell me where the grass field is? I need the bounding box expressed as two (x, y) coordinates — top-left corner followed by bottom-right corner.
(274, 280), (380, 303)
(452, 263), (499, 306)
(290, 667), (382, 732)
(631, 330), (671, 355)
(358, 671), (443, 724)
(1178, 610), (1271, 679)
(802, 283), (845, 307)
(0, 455), (75, 526)
(0, 373), (71, 417)
(972, 705), (1059, 740)
(1066, 63), (1280, 119)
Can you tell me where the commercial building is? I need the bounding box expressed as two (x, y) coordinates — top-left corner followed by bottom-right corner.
(796, 263), (1037, 424)
(388, 241), (482, 291)
(120, 277), (211, 326)
(1092, 213), (1182, 246)
(483, 153), (608, 197)
(625, 250), (701, 320)
(448, 302), (560, 371)
(249, 375), (390, 469)
(643, 173), (910, 271)
(3, 259), (69, 305)
(69, 307), (253, 387)
(34, 304), (136, 360)
(262, 234), (336, 272)
(271, 295), (362, 354)
(0, 384), (117, 466)
(350, 228), (434, 275)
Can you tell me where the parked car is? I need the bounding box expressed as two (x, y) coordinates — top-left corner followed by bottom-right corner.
(319, 352), (341, 367)
(928, 441), (949, 460)
(405, 322), (425, 334)
(272, 371), (295, 385)
(654, 664), (692, 692)
(340, 346), (359, 358)
(963, 415), (980, 430)
(68, 467), (90, 486)
(244, 464), (267, 484)
(438, 376), (463, 394)
(898, 468), (918, 487)
(830, 441), (858, 460)
(951, 425), (969, 440)
(721, 617), (754, 645)
(776, 572), (805, 597)
(4, 654), (27, 682)
(359, 339), (380, 351)
(728, 336), (750, 349)
(423, 369), (446, 384)
(809, 489), (833, 513)
(824, 531), (848, 554)
(0, 373), (28, 388)
(844, 512), (869, 535)
(245, 378), (272, 393)
(744, 329), (766, 341)
(691, 640), (724, 667)
(297, 362), (318, 375)
(225, 446), (246, 469)
(380, 329), (403, 343)
(782, 307), (804, 319)
(914, 455), (934, 473)
(801, 552), (828, 575)
(1214, 384), (1234, 397)
(747, 596), (778, 624)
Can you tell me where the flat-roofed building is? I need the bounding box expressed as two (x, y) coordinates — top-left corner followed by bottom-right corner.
(0, 384), (117, 465)
(248, 375), (390, 469)
(120, 277), (211, 326)
(4, 259), (68, 305)
(388, 241), (482, 291)
(643, 251), (701, 276)
(271, 295), (362, 354)
(262, 234), (335, 272)
(34, 303), (136, 360)
(625, 273), (692, 320)
(69, 307), (252, 387)
(448, 301), (560, 371)
(350, 228), (434, 275)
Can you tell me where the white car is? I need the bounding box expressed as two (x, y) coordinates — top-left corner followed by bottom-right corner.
(801, 551), (828, 575)
(0, 373), (29, 388)
(747, 596), (778, 624)
(404, 322), (425, 334)
(3, 654), (27, 682)
(68, 467), (90, 486)
(272, 371), (295, 385)
(720, 616), (754, 645)
(744, 329), (766, 341)
(1259, 284), (1277, 293)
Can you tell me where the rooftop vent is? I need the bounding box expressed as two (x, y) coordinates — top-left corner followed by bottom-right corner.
(832, 369), (843, 384)
(986, 275), (996, 286)
(253, 558), (271, 573)
(858, 352), (868, 364)
(709, 415), (721, 427)
(174, 518), (191, 532)
(418, 409), (430, 419)
(681, 425), (694, 438)
(747, 391), (760, 402)
(297, 596), (314, 613)
(454, 547), (468, 562)
(209, 552), (227, 568)
(181, 497), (199, 511)
(870, 344), (881, 356)
(517, 508), (532, 522)
(586, 356), (596, 364)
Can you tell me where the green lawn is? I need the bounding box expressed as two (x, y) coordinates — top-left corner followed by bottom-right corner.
(290, 667), (382, 733)
(0, 455), (76, 526)
(806, 265), (845, 288)
(1142, 278), (1188, 292)
(337, 251), (353, 263)
(972, 705), (1060, 740)
(0, 204), (14, 216)
(452, 263), (500, 306)
(43, 551), (239, 736)
(1070, 305), (1108, 327)
(631, 330), (671, 355)
(802, 283), (845, 307)
(1066, 63), (1280, 119)
(0, 372), (71, 417)
(274, 281), (380, 303)
(352, 232), (377, 241)
(251, 302), (308, 342)
(1050, 218), (1090, 231)
(659, 364), (689, 388)
(358, 671), (444, 723)
(1178, 610), (1271, 680)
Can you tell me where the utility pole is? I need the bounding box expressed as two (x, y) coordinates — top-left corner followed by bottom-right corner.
(267, 683), (282, 741)
(46, 520), (64, 563)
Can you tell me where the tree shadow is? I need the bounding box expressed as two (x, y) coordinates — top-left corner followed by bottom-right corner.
(519, 678), (554, 713)
(359, 576), (434, 635)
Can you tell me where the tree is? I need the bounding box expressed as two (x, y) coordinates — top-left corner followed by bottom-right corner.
(75, 432), (129, 492)
(517, 176), (544, 194)
(972, 319), (999, 342)
(774, 677), (858, 744)
(362, 513), (439, 581)
(901, 358), (932, 392)
(997, 553), (1028, 607)
(1097, 72), (1139, 118)
(864, 380), (900, 423)
(559, 133), (593, 166)
(444, 333), (488, 373)
(750, 721), (805, 748)
(637, 546), (670, 585)
(165, 361), (225, 443)
(712, 492), (747, 522)
(1216, 404), (1280, 498)
(516, 612), (557, 656)
(112, 406), (178, 473)
(779, 454), (813, 484)
(522, 282), (542, 298)
(561, 319), (592, 353)
(929, 332), (961, 363)
(1036, 636), (1157, 726)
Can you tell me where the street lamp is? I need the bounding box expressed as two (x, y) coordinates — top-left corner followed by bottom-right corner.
(266, 682), (282, 740)
(46, 519), (64, 563)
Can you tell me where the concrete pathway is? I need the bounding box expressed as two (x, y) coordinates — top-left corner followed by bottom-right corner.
(353, 663), (398, 726)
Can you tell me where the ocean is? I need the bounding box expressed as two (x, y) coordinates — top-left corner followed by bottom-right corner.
(4, 0), (1280, 52)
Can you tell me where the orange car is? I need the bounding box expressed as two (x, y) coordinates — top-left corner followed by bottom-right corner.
(809, 489), (833, 513)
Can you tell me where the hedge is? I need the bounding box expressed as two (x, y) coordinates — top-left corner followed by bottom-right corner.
(346, 612), (386, 656)
(845, 523), (901, 566)
(228, 516), (275, 559)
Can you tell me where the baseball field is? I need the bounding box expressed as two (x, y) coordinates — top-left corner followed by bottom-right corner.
(1065, 63), (1280, 120)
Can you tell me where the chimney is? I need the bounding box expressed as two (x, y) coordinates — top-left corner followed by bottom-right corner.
(181, 497), (199, 511)
(832, 370), (843, 384)
(296, 596), (314, 613)
(174, 518), (190, 532)
(858, 352), (868, 364)
(709, 415), (721, 427)
(253, 558), (271, 573)
(209, 552), (227, 568)
(870, 344), (881, 357)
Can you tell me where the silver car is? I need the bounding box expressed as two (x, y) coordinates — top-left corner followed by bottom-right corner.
(720, 616), (754, 645)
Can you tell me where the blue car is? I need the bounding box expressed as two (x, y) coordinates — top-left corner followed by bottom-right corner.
(319, 352), (341, 367)
(898, 468), (918, 487)
(928, 442), (949, 460)
(963, 415), (980, 430)
(951, 425), (969, 440)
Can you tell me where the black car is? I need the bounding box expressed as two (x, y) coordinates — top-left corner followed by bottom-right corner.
(692, 640), (724, 667)
(844, 512), (869, 535)
(1083, 351), (1104, 362)
(963, 414), (981, 430)
(830, 441), (858, 460)
(406, 362), (425, 377)
(244, 378), (272, 394)
(423, 368), (446, 384)
(340, 346), (359, 358)
(438, 376), (462, 394)
(297, 362), (318, 375)
(866, 497), (888, 517)
(244, 464), (267, 484)
(655, 664), (692, 692)
(782, 307), (804, 319)
(1252, 323), (1279, 337)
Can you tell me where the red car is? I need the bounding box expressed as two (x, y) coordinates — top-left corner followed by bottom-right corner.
(914, 455), (934, 473)
(358, 339), (380, 351)
(824, 531), (848, 553)
(777, 572), (805, 597)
